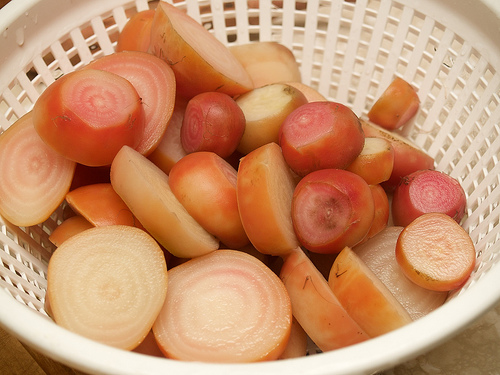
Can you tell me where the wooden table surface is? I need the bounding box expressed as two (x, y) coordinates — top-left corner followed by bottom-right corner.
(0, 325), (88, 375)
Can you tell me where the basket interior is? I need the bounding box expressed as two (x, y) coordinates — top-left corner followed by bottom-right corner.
(1, 0), (500, 370)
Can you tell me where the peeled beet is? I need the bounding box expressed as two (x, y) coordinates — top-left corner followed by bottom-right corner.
(392, 169), (467, 227)
(279, 101), (365, 177)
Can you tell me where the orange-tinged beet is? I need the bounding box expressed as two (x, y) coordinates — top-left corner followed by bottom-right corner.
(368, 77), (420, 130)
(48, 215), (94, 247)
(280, 247), (369, 351)
(278, 317), (308, 359)
(33, 69), (145, 167)
(0, 112), (76, 226)
(110, 145), (219, 258)
(329, 246), (413, 337)
(395, 213), (476, 292)
(364, 184), (390, 241)
(85, 51), (176, 156)
(279, 101), (365, 177)
(47, 225), (168, 350)
(65, 183), (145, 229)
(116, 9), (155, 53)
(292, 169), (375, 254)
(153, 249), (292, 363)
(392, 169), (467, 227)
(168, 152), (249, 249)
(237, 142), (299, 256)
(361, 120), (435, 191)
(229, 41), (301, 88)
(149, 2), (253, 99)
(346, 137), (394, 185)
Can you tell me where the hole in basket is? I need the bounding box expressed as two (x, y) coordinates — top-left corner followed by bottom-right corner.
(22, 66), (50, 96)
(9, 81), (23, 98)
(249, 31), (260, 42)
(486, 95), (500, 121)
(21, 96), (33, 113)
(295, 1), (307, 11)
(3, 226), (16, 243)
(42, 51), (55, 67)
(430, 24), (445, 43)
(400, 40), (414, 62)
(0, 272), (10, 286)
(26, 66), (37, 81)
(366, 81), (379, 105)
(0, 98), (11, 126)
(356, 40), (369, 60)
(102, 13), (117, 30)
(124, 6), (139, 20)
(61, 36), (74, 52)
(1, 257), (11, 273)
(202, 20), (213, 31)
(109, 29), (120, 47)
(395, 57), (409, 76)
(41, 221), (53, 238)
(61, 37), (83, 68)
(379, 36), (392, 59)
(414, 67), (426, 87)
(341, 3), (354, 23)
(223, 2), (236, 11)
(80, 23), (94, 40)
(13, 265), (25, 280)
(89, 42), (101, 54)
(363, 6), (378, 28)
(70, 53), (82, 68)
(224, 15), (236, 29)
(30, 261), (47, 280)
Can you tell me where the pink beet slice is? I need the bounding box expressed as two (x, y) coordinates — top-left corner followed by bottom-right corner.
(392, 169), (467, 227)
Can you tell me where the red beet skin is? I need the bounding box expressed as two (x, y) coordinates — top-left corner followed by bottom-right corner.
(181, 91), (246, 158)
(392, 169), (467, 227)
(279, 101), (365, 177)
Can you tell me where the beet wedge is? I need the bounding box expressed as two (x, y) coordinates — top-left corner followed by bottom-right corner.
(149, 2), (253, 99)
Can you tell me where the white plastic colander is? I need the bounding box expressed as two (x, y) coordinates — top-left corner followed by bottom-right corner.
(1, 0), (500, 374)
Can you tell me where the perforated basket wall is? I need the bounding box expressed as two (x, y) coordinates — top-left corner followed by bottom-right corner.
(1, 0), (500, 374)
